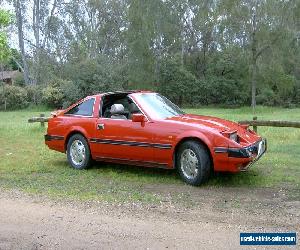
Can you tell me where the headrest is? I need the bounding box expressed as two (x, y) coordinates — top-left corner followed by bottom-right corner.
(129, 103), (140, 113)
(110, 104), (125, 114)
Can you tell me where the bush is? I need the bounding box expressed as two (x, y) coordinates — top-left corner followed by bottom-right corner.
(42, 85), (64, 108)
(59, 80), (82, 108)
(256, 88), (278, 106)
(0, 85), (29, 110)
(204, 77), (248, 106)
(26, 85), (43, 105)
(158, 55), (249, 107)
(158, 56), (198, 106)
(64, 58), (123, 98)
(292, 80), (300, 106)
(41, 79), (83, 108)
(14, 74), (25, 87)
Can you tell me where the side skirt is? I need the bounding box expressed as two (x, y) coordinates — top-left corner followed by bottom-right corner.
(94, 156), (171, 169)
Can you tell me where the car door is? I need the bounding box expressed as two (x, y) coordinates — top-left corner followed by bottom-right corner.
(92, 117), (155, 163)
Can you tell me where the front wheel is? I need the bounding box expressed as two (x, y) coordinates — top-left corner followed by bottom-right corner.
(176, 141), (212, 186)
(67, 134), (91, 170)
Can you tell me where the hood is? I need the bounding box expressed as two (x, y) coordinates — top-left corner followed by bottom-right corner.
(166, 114), (241, 132)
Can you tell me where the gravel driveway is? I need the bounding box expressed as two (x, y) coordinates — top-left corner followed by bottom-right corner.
(0, 187), (299, 249)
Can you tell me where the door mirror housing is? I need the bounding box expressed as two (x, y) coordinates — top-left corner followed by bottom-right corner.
(132, 113), (145, 122)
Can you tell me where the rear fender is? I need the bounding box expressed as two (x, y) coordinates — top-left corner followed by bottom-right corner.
(64, 126), (91, 151)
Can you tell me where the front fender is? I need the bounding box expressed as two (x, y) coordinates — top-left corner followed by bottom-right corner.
(171, 130), (215, 167)
(174, 130), (213, 150)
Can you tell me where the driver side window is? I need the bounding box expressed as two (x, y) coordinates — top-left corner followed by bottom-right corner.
(101, 95), (141, 119)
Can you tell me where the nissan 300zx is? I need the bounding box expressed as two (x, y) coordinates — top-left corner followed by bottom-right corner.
(45, 91), (267, 186)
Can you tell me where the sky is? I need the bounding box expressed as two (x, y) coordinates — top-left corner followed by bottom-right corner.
(2, 0), (36, 50)
(2, 1), (18, 49)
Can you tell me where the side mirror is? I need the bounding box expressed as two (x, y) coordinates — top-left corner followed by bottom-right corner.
(132, 113), (145, 122)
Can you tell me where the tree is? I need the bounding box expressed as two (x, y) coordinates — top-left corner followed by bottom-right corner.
(158, 55), (197, 106)
(0, 8), (11, 62)
(126, 0), (156, 87)
(2, 0), (300, 108)
(13, 0), (30, 84)
(219, 0), (299, 110)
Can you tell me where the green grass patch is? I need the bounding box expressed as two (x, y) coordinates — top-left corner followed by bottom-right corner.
(0, 107), (299, 204)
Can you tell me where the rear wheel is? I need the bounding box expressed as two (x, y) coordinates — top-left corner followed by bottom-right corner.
(67, 134), (91, 170)
(176, 140), (212, 186)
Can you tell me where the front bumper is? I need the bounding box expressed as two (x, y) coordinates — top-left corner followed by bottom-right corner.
(237, 138), (267, 171)
(228, 138), (267, 160)
(214, 138), (267, 172)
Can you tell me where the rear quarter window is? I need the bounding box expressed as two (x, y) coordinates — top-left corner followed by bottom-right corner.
(65, 98), (95, 116)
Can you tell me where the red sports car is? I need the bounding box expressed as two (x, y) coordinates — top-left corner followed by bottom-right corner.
(45, 91), (266, 186)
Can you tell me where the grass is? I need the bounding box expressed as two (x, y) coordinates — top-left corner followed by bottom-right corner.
(0, 106), (299, 204)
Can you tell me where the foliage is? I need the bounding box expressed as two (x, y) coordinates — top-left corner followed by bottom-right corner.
(158, 56), (197, 105)
(62, 58), (124, 104)
(256, 88), (278, 106)
(0, 84), (28, 110)
(41, 83), (64, 108)
(6, 49), (22, 70)
(59, 80), (82, 108)
(25, 85), (43, 105)
(0, 8), (11, 62)
(13, 73), (25, 86)
(196, 77), (248, 107)
(1, 0), (300, 108)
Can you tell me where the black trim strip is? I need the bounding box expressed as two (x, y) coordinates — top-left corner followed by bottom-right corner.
(95, 156), (169, 168)
(214, 147), (228, 153)
(90, 138), (172, 149)
(228, 148), (250, 158)
(45, 134), (64, 141)
(214, 147), (250, 158)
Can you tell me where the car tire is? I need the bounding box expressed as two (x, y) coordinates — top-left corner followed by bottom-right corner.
(176, 140), (212, 186)
(67, 134), (92, 170)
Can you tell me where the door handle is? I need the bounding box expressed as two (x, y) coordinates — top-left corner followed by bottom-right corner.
(97, 123), (105, 130)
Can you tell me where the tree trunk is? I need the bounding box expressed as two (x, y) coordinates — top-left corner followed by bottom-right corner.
(14, 0), (30, 85)
(202, 42), (207, 77)
(42, 0), (57, 49)
(251, 58), (257, 111)
(180, 3), (185, 67)
(250, 1), (258, 112)
(180, 28), (184, 67)
(33, 0), (41, 86)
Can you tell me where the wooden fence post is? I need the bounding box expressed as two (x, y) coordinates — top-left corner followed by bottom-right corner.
(40, 114), (45, 127)
(253, 116), (257, 132)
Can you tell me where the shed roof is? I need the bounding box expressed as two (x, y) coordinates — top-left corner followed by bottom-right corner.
(0, 70), (20, 80)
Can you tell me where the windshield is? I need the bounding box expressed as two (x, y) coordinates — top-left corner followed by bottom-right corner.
(134, 93), (185, 119)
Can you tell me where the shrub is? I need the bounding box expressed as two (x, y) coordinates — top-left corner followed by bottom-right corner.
(64, 58), (123, 98)
(187, 78), (247, 107)
(14, 74), (25, 86)
(59, 80), (83, 108)
(25, 85), (43, 105)
(158, 56), (197, 106)
(0, 85), (28, 110)
(41, 79), (83, 108)
(256, 88), (278, 106)
(42, 85), (64, 108)
(292, 80), (300, 106)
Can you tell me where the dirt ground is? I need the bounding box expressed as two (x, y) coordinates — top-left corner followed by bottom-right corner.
(0, 186), (299, 250)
